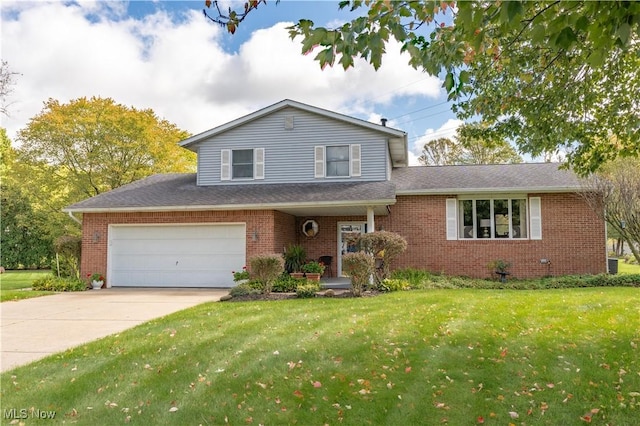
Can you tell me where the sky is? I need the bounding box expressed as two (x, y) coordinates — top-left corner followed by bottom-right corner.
(1, 0), (464, 166)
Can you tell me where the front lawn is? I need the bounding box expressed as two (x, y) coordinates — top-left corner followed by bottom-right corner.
(0, 270), (53, 302)
(2, 288), (639, 425)
(619, 261), (640, 275)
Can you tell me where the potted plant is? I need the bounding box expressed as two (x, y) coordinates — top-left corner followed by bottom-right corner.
(301, 261), (325, 281)
(88, 272), (105, 289)
(488, 259), (511, 283)
(284, 244), (307, 276)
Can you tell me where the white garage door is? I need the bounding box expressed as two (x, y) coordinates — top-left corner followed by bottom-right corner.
(108, 224), (245, 288)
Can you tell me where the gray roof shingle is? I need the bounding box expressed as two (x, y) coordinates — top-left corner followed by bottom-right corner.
(64, 163), (582, 212)
(393, 163), (581, 194)
(64, 174), (397, 212)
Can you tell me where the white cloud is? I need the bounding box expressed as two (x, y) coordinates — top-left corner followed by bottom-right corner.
(408, 118), (463, 166)
(1, 2), (441, 143)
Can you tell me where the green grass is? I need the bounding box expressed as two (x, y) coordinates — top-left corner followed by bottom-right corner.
(2, 289), (639, 425)
(619, 261), (640, 275)
(0, 270), (53, 302)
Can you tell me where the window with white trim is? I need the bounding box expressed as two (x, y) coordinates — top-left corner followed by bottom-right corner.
(220, 148), (265, 181)
(315, 144), (361, 178)
(446, 196), (540, 240)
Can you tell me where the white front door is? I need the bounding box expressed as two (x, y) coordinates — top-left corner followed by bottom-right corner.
(337, 222), (367, 276)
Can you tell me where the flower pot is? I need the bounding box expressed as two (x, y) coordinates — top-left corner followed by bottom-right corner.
(290, 272), (305, 280)
(92, 280), (104, 290)
(305, 273), (321, 282)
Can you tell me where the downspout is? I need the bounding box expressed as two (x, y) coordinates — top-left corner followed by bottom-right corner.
(67, 211), (82, 225)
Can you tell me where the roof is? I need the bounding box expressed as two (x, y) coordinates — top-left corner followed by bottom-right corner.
(63, 174), (397, 216)
(393, 163), (583, 194)
(64, 163), (582, 215)
(179, 99), (409, 166)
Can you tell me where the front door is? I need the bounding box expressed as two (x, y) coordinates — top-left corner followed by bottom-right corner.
(337, 222), (367, 276)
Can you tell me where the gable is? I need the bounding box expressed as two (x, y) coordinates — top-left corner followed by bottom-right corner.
(194, 105), (397, 185)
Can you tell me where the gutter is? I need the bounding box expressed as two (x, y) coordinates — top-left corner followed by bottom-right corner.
(395, 186), (583, 196)
(67, 211), (82, 225)
(62, 198), (398, 214)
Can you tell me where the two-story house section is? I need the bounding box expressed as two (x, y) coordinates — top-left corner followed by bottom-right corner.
(64, 99), (606, 288)
(184, 100), (407, 186)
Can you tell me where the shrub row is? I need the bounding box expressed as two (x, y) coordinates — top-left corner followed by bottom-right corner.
(32, 275), (87, 292)
(390, 268), (640, 290)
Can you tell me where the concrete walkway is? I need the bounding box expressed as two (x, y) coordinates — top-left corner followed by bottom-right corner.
(1, 288), (228, 372)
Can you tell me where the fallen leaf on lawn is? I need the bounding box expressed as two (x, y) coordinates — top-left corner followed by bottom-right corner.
(629, 391), (640, 397)
(546, 383), (555, 388)
(500, 348), (508, 357)
(293, 390), (303, 398)
(508, 411), (519, 419)
(580, 414), (592, 423)
(358, 389), (370, 395)
(387, 382), (393, 389)
(405, 367), (412, 373)
(477, 416), (484, 423)
(313, 381), (322, 388)
(169, 407), (178, 412)
(273, 350), (279, 355)
(256, 382), (267, 389)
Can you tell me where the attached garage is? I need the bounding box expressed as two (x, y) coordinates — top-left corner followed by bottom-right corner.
(107, 224), (245, 288)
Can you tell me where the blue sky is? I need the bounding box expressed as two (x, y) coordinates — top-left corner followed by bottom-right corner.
(1, 1), (461, 165)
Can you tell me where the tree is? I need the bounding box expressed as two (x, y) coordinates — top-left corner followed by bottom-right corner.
(17, 97), (196, 198)
(418, 137), (460, 166)
(0, 183), (54, 269)
(580, 158), (640, 264)
(0, 60), (19, 116)
(418, 125), (521, 166)
(453, 123), (522, 165)
(203, 1), (640, 175)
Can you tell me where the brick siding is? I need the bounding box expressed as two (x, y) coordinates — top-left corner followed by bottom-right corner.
(81, 192), (606, 283)
(295, 193), (606, 279)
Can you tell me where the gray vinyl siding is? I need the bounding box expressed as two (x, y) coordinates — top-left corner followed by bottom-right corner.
(197, 107), (390, 185)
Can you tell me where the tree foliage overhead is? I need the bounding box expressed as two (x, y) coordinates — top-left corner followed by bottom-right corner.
(205, 1), (640, 175)
(17, 97), (196, 198)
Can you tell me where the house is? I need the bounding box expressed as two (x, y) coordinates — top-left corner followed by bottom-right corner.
(64, 99), (606, 288)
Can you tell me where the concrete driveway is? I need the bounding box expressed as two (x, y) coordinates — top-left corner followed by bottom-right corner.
(1, 288), (228, 372)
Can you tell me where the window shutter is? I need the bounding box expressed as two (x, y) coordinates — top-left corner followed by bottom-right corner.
(314, 146), (325, 178)
(220, 149), (231, 181)
(446, 198), (458, 240)
(254, 148), (264, 180)
(350, 144), (361, 177)
(529, 197), (542, 240)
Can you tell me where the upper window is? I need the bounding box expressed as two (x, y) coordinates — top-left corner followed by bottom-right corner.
(458, 198), (529, 239)
(220, 148), (264, 181)
(314, 144), (361, 178)
(232, 149), (254, 179)
(326, 146), (350, 177)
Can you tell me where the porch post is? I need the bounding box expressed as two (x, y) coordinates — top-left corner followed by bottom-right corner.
(367, 206), (375, 233)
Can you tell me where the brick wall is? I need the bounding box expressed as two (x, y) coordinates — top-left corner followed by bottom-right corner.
(80, 210), (292, 282)
(297, 193), (606, 279)
(375, 193), (607, 279)
(81, 192), (606, 283)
